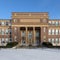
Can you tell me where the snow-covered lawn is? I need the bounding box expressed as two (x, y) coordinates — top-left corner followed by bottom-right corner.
(0, 48), (60, 60)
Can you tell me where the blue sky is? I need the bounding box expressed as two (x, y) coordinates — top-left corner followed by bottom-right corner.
(0, 0), (60, 19)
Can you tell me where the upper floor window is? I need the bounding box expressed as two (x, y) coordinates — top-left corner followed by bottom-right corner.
(14, 19), (17, 23)
(59, 21), (60, 25)
(55, 29), (58, 35)
(44, 27), (46, 32)
(48, 29), (51, 35)
(8, 22), (11, 26)
(55, 21), (58, 26)
(52, 21), (55, 25)
(2, 22), (5, 26)
(52, 29), (55, 35)
(14, 27), (17, 32)
(49, 21), (51, 24)
(6, 22), (8, 26)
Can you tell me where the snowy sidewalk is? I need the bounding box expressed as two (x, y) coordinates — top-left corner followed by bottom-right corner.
(0, 48), (60, 60)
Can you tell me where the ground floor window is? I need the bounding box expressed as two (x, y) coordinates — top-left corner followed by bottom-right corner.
(48, 38), (59, 44)
(55, 38), (59, 44)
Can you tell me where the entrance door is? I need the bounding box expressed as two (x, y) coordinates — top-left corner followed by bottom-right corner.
(35, 27), (41, 46)
(27, 27), (33, 46)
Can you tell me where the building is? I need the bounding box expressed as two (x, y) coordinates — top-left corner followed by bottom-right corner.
(0, 12), (60, 46)
(0, 19), (12, 46)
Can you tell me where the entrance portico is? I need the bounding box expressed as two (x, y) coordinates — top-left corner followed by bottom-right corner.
(12, 12), (48, 47)
(20, 27), (41, 46)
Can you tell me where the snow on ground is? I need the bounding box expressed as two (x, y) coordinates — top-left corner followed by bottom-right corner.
(0, 48), (60, 60)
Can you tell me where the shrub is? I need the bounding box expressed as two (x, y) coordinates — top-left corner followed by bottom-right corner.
(6, 42), (18, 48)
(42, 42), (53, 48)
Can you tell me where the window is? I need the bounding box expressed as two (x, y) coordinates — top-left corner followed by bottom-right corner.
(14, 36), (17, 39)
(2, 29), (4, 35)
(2, 22), (5, 26)
(0, 22), (1, 25)
(48, 29), (51, 35)
(59, 21), (60, 25)
(55, 29), (58, 35)
(49, 21), (51, 24)
(5, 29), (9, 34)
(14, 19), (17, 23)
(1, 38), (5, 43)
(48, 38), (51, 42)
(36, 31), (39, 37)
(44, 27), (46, 32)
(8, 22), (11, 26)
(52, 29), (55, 35)
(21, 31), (25, 37)
(52, 38), (54, 43)
(14, 27), (17, 30)
(14, 27), (17, 32)
(59, 30), (60, 35)
(0, 38), (1, 43)
(59, 38), (60, 43)
(5, 38), (9, 43)
(55, 21), (58, 26)
(6, 22), (8, 25)
(9, 29), (12, 34)
(14, 36), (17, 41)
(9, 38), (12, 42)
(28, 31), (32, 40)
(52, 21), (55, 25)
(55, 38), (59, 44)
(0, 29), (1, 34)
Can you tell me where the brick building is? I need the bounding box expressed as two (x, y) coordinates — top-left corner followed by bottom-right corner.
(0, 12), (60, 46)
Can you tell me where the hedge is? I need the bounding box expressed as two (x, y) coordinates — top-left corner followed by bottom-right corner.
(0, 42), (18, 48)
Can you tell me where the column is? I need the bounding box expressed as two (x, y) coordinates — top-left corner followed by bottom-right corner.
(26, 27), (28, 46)
(33, 27), (36, 46)
(19, 27), (21, 45)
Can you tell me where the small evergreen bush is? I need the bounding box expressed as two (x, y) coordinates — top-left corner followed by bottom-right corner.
(42, 42), (53, 48)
